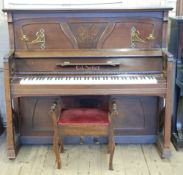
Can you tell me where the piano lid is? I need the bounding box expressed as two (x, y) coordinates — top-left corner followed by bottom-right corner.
(3, 0), (167, 10)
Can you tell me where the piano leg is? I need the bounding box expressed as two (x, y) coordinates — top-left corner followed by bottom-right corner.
(5, 99), (21, 159)
(156, 97), (172, 158)
(5, 99), (17, 159)
(4, 60), (19, 159)
(157, 59), (174, 158)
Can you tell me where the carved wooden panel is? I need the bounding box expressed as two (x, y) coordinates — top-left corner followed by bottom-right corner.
(19, 97), (55, 136)
(14, 16), (163, 51)
(103, 19), (162, 49)
(113, 96), (158, 135)
(67, 22), (108, 48)
(15, 21), (74, 50)
(19, 96), (158, 138)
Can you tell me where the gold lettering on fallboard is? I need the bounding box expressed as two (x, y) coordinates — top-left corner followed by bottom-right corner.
(76, 66), (100, 71)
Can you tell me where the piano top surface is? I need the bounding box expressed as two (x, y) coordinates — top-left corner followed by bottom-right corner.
(3, 2), (172, 12)
(3, 7), (172, 12)
(3, 0), (172, 11)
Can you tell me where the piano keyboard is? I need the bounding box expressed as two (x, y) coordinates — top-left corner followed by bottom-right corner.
(20, 75), (158, 85)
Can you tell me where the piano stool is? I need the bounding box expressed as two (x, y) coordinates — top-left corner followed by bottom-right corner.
(49, 100), (118, 170)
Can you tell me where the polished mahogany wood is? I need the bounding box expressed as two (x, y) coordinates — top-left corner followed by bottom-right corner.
(3, 8), (171, 53)
(3, 53), (16, 159)
(18, 96), (158, 138)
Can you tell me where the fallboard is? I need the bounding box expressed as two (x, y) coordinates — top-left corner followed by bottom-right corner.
(14, 57), (163, 74)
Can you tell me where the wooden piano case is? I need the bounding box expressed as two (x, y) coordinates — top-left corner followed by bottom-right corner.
(3, 8), (174, 159)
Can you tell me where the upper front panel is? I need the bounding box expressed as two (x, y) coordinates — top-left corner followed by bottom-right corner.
(11, 11), (166, 52)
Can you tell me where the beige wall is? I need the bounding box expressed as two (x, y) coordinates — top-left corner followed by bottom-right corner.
(0, 0), (8, 123)
(0, 0), (9, 68)
(0, 0), (177, 123)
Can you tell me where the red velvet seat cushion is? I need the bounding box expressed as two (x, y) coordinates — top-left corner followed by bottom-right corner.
(58, 108), (109, 125)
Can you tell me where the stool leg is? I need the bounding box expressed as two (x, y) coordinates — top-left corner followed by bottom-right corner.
(60, 133), (64, 153)
(53, 132), (61, 169)
(108, 125), (115, 170)
(108, 135), (111, 153)
(50, 103), (62, 169)
(109, 141), (115, 170)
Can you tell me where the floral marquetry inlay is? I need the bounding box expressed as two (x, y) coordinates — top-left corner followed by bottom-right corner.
(69, 23), (107, 48)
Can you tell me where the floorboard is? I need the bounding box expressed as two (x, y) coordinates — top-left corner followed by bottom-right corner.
(1, 133), (183, 175)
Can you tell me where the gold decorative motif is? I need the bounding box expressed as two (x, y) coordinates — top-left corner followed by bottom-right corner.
(131, 26), (145, 48)
(30, 28), (45, 49)
(20, 30), (29, 41)
(20, 28), (45, 49)
(131, 26), (156, 48)
(146, 29), (155, 41)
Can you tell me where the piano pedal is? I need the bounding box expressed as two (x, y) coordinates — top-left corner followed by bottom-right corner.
(93, 137), (100, 144)
(80, 137), (84, 145)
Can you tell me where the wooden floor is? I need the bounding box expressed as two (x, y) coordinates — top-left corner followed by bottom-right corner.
(1, 134), (183, 175)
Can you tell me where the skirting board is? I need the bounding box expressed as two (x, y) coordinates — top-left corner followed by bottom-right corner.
(20, 135), (157, 145)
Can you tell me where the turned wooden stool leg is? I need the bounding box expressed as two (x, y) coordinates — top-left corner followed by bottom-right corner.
(60, 132), (64, 153)
(109, 141), (115, 170)
(108, 128), (115, 170)
(108, 132), (112, 154)
(53, 129), (61, 169)
(50, 102), (61, 169)
(108, 99), (117, 170)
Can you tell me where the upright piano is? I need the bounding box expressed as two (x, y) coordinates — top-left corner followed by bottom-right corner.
(3, 7), (174, 159)
(169, 17), (183, 149)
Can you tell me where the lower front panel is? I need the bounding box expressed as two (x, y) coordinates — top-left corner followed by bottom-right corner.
(17, 95), (159, 144)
